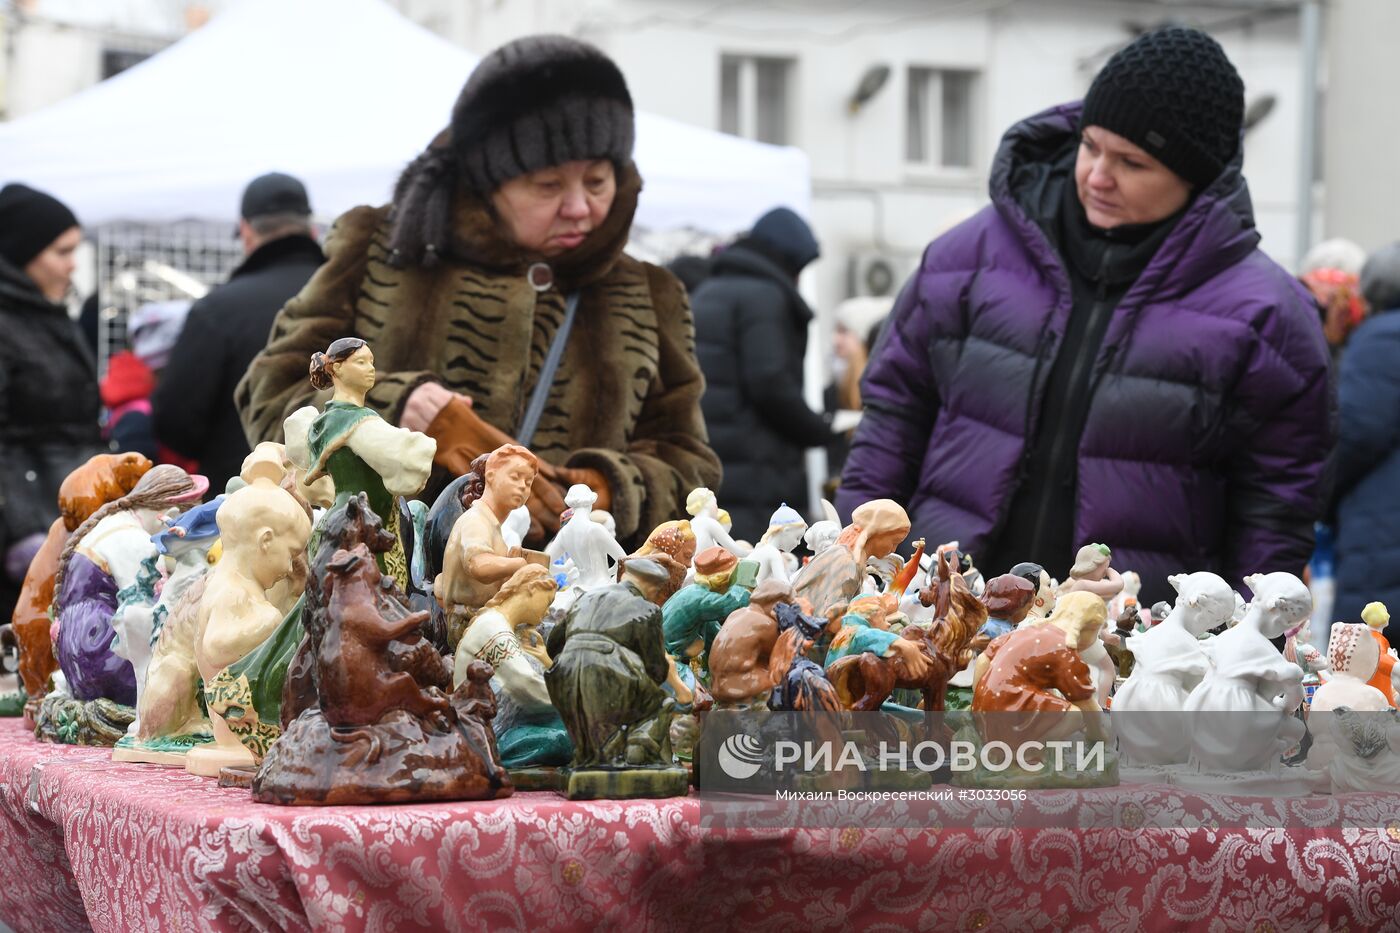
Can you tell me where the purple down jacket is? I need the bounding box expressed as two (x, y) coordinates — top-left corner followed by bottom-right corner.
(837, 103), (1333, 603)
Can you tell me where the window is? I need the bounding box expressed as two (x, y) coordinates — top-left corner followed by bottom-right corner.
(906, 67), (979, 169)
(719, 54), (794, 145)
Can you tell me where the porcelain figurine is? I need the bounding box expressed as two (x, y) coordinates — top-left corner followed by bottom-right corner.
(1106, 603), (1143, 679)
(685, 487), (745, 560)
(1178, 572), (1313, 791)
(709, 580), (794, 709)
(1306, 622), (1400, 793)
(662, 547), (754, 674)
(1283, 616), (1330, 714)
(768, 600), (841, 712)
(453, 564), (571, 768)
(253, 536), (512, 805)
(435, 444), (551, 648)
(1361, 602), (1397, 706)
(11, 452), (151, 723)
(973, 574), (1038, 648)
(804, 520), (841, 559)
(826, 548), (987, 734)
(1107, 570), (1142, 621)
(181, 450), (312, 777)
(544, 558), (689, 799)
(1056, 544), (1122, 705)
(285, 338), (436, 589)
(1112, 572), (1234, 769)
(38, 465), (207, 745)
(546, 484), (626, 592)
(112, 496), (224, 746)
(747, 504), (807, 586)
(792, 499), (910, 621)
(1150, 600), (1172, 627)
(1009, 561), (1056, 624)
(963, 590), (1115, 787)
(625, 519), (697, 604)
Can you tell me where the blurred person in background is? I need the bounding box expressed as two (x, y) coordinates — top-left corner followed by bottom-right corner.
(236, 36), (718, 548)
(153, 172), (324, 493)
(823, 295), (892, 491)
(691, 207), (834, 541)
(665, 253), (713, 297)
(1299, 237), (1368, 359)
(1331, 242), (1400, 640)
(0, 183), (104, 618)
(837, 27), (1333, 607)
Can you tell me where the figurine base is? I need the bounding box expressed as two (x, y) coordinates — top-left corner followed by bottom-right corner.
(218, 765), (258, 789)
(1118, 762), (1189, 786)
(565, 766), (690, 801)
(253, 706), (514, 806)
(112, 729), (214, 766)
(0, 690), (26, 717)
(185, 739), (257, 777)
(33, 695), (135, 746)
(1167, 764), (1325, 797)
(508, 766), (567, 793)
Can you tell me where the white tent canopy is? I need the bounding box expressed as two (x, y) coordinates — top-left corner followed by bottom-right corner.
(0, 0), (810, 234)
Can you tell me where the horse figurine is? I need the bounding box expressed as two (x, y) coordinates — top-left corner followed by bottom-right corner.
(825, 547), (987, 735)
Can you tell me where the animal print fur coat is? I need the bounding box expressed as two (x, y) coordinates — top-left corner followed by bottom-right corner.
(235, 163), (719, 548)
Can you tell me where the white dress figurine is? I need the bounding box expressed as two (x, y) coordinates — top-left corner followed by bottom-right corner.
(685, 487), (746, 560)
(804, 520), (841, 557)
(1179, 572), (1316, 793)
(501, 505), (532, 552)
(748, 504), (807, 586)
(546, 484), (626, 592)
(1113, 572), (1234, 769)
(1306, 622), (1400, 793)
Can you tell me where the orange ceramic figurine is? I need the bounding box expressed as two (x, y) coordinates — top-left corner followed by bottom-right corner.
(1361, 602), (1397, 706)
(11, 452), (152, 722)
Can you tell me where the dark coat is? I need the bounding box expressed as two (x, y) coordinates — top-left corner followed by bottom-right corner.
(152, 234), (324, 492)
(1332, 308), (1400, 636)
(691, 244), (830, 540)
(837, 102), (1334, 607)
(0, 256), (104, 550)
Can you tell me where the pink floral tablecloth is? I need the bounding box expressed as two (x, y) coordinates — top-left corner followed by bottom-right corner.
(2, 717), (1400, 932)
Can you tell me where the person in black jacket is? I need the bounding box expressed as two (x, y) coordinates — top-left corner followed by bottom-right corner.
(691, 208), (833, 541)
(152, 173), (325, 493)
(0, 183), (104, 617)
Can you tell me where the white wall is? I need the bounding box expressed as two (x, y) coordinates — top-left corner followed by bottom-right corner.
(418, 0), (1309, 314)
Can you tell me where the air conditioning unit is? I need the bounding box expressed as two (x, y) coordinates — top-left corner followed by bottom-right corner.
(847, 250), (918, 299)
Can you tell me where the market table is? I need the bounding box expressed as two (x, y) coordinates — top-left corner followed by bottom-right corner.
(1, 717), (1399, 932)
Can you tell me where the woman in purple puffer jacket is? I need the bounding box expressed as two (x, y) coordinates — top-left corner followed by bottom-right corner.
(836, 27), (1333, 607)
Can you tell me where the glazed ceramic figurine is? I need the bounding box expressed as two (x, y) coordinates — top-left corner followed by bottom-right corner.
(1107, 570), (1142, 622)
(1283, 616), (1330, 713)
(436, 444), (549, 647)
(546, 484), (626, 591)
(285, 337), (436, 588)
(826, 548), (986, 734)
(768, 600), (841, 713)
(183, 451), (312, 777)
(11, 452), (151, 723)
(253, 536), (513, 805)
(709, 580), (793, 709)
(748, 504), (807, 586)
(453, 564), (571, 769)
(685, 487), (745, 560)
(112, 496), (224, 744)
(544, 558), (689, 799)
(804, 520), (841, 559)
(792, 499), (910, 621)
(1057, 544), (1123, 705)
(1361, 602), (1397, 706)
(975, 574), (1039, 644)
(624, 519), (697, 604)
(662, 547), (754, 674)
(964, 590), (1114, 787)
(1113, 572), (1234, 770)
(39, 465), (207, 745)
(1009, 561), (1056, 624)
(1306, 622), (1400, 793)
(1179, 572), (1313, 792)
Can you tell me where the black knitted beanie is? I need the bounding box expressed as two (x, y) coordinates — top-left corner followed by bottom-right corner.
(0, 183), (79, 269)
(452, 35), (635, 194)
(1081, 26), (1244, 188)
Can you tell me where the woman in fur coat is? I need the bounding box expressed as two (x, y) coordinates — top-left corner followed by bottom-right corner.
(236, 35), (720, 548)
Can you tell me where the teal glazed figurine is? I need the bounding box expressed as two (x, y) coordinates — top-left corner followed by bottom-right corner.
(661, 546), (754, 676)
(545, 558), (689, 799)
(286, 337), (436, 589)
(254, 499), (512, 805)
